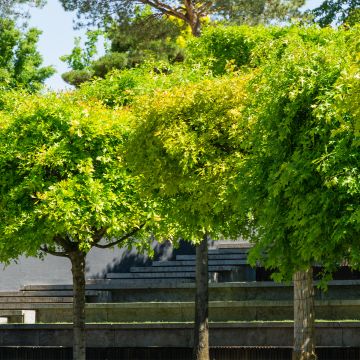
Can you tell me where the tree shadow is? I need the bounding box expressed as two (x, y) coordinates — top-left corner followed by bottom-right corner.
(92, 239), (197, 279)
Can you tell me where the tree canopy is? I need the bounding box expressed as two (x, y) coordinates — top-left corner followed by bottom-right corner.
(0, 0), (45, 19)
(230, 26), (360, 280)
(129, 76), (249, 241)
(0, 18), (54, 94)
(311, 0), (360, 26)
(59, 0), (305, 36)
(61, 9), (187, 86)
(0, 88), (161, 359)
(0, 91), (158, 260)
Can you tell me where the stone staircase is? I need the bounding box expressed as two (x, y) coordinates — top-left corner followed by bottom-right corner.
(105, 247), (254, 282)
(2, 246), (360, 324)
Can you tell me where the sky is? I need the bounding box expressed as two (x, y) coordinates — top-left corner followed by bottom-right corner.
(27, 0), (324, 91)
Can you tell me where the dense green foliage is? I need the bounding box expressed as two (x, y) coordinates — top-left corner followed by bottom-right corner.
(129, 76), (250, 242)
(0, 92), (157, 261)
(233, 26), (360, 280)
(127, 25), (359, 279)
(73, 62), (211, 107)
(186, 25), (287, 74)
(0, 18), (54, 93)
(0, 19), (358, 285)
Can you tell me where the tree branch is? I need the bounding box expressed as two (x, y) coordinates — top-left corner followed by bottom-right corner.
(40, 245), (68, 258)
(94, 223), (146, 249)
(92, 228), (108, 244)
(53, 235), (76, 253)
(198, 0), (213, 16)
(140, 0), (187, 21)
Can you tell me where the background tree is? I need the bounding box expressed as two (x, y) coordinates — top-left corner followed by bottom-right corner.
(60, 29), (105, 86)
(0, 18), (54, 94)
(0, 0), (45, 19)
(0, 92), (157, 360)
(311, 0), (360, 26)
(61, 8), (187, 86)
(59, 0), (305, 36)
(99, 7), (186, 71)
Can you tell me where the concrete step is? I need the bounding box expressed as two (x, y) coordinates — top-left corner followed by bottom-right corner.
(0, 303), (72, 310)
(152, 259), (248, 267)
(209, 248), (249, 254)
(0, 297), (73, 303)
(0, 310), (23, 316)
(4, 298), (360, 310)
(130, 265), (238, 273)
(176, 254), (247, 260)
(106, 272), (196, 279)
(25, 279), (333, 292)
(14, 290), (99, 297)
(3, 299), (360, 323)
(21, 279), (195, 291)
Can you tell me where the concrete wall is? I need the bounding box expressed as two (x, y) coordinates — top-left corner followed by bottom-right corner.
(0, 322), (358, 347)
(0, 241), (176, 291)
(0, 247), (125, 291)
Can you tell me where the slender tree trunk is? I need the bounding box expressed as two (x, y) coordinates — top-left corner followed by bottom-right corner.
(293, 268), (317, 360)
(70, 251), (86, 360)
(193, 234), (209, 360)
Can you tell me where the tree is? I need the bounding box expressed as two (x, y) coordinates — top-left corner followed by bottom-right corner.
(61, 8), (186, 86)
(0, 92), (157, 360)
(59, 0), (305, 86)
(60, 29), (105, 86)
(0, 18), (54, 94)
(103, 8), (186, 69)
(59, 0), (305, 36)
(233, 26), (360, 360)
(311, 0), (360, 26)
(0, 0), (45, 19)
(129, 76), (249, 360)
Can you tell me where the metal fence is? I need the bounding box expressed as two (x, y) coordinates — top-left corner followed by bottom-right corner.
(0, 347), (359, 360)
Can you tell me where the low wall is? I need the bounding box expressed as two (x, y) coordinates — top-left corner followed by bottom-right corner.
(30, 299), (360, 323)
(0, 322), (359, 347)
(98, 279), (360, 302)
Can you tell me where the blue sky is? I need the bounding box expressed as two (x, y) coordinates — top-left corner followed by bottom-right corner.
(28, 0), (324, 91)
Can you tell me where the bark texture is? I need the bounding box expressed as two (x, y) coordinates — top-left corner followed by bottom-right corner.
(70, 251), (86, 360)
(184, 0), (201, 37)
(292, 268), (317, 360)
(192, 235), (209, 360)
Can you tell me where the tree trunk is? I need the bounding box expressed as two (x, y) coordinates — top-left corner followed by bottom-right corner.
(192, 234), (209, 360)
(190, 19), (201, 37)
(70, 251), (86, 360)
(184, 0), (201, 37)
(292, 268), (317, 360)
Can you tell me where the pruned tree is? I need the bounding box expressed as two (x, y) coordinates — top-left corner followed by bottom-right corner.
(0, 92), (157, 360)
(235, 26), (360, 360)
(129, 76), (250, 360)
